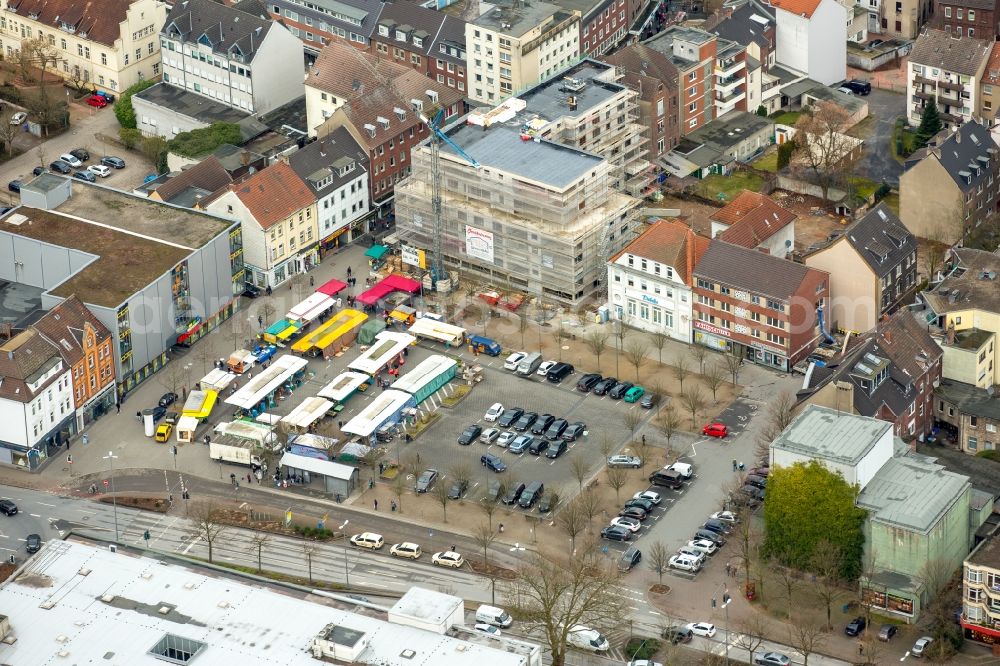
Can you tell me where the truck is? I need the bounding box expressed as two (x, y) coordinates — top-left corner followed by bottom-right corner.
(516, 351), (543, 376)
(209, 437), (267, 469)
(468, 334), (501, 356)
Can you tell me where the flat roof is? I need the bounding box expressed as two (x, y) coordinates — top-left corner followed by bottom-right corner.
(392, 354), (457, 394)
(318, 371), (372, 402)
(224, 354), (309, 409)
(279, 451), (355, 480)
(342, 389), (414, 437)
(473, 0), (568, 37)
(0, 538), (528, 666)
(281, 396), (335, 429)
(390, 587), (463, 624)
(348, 332), (416, 375)
(134, 83), (268, 140)
(517, 60), (623, 124)
(969, 533), (1000, 568)
(444, 121), (603, 189)
(857, 454), (970, 534)
(770, 405), (892, 465)
(408, 318), (466, 343)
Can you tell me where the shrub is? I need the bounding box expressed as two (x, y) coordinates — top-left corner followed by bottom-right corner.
(167, 122), (242, 158)
(624, 638), (660, 660)
(119, 127), (141, 149)
(976, 450), (1000, 462)
(777, 141), (796, 170)
(113, 78), (157, 129)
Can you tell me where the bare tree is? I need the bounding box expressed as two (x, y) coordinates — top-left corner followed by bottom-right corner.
(570, 456), (589, 491)
(190, 502), (228, 563)
(0, 120), (18, 157)
(732, 506), (762, 592)
(774, 565), (801, 619)
(624, 339), (649, 381)
(647, 331), (669, 366)
(302, 542), (317, 584)
(158, 360), (188, 397)
(756, 390), (796, 459)
(472, 521), (498, 565)
(576, 488), (602, 529)
(35, 145), (46, 170)
(724, 347), (744, 385)
(613, 317), (630, 376)
(598, 434), (616, 460)
(789, 619), (828, 666)
(793, 101), (855, 201)
(658, 403), (681, 450)
(479, 497), (498, 530)
(519, 313), (530, 348)
(230, 315), (251, 351)
(647, 541), (671, 583)
(391, 472), (408, 514)
(432, 482), (451, 522)
(503, 553), (627, 666)
(586, 329), (610, 372)
(553, 319), (566, 361)
(258, 301), (277, 328)
(704, 362), (727, 402)
(448, 463), (472, 493)
(810, 539), (846, 629)
(733, 615), (770, 666)
(250, 531), (271, 573)
(923, 226), (950, 283)
(692, 344), (709, 375)
(555, 499), (588, 552)
(680, 388), (706, 428)
(672, 353), (690, 392)
(623, 410), (642, 441)
(606, 466), (628, 503)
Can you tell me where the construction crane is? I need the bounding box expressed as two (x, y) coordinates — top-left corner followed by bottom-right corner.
(419, 108), (481, 291)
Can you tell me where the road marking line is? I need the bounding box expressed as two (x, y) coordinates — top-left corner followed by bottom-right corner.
(36, 502), (56, 507)
(29, 513), (40, 518)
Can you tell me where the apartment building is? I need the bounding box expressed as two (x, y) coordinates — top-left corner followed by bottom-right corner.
(907, 29), (991, 129)
(710, 2), (779, 113)
(869, 0), (932, 37)
(160, 0), (304, 115)
(395, 99), (641, 306)
(979, 41), (1000, 125)
(691, 240), (830, 371)
(962, 536), (1000, 643)
(266, 0), (383, 53)
(370, 3), (467, 94)
(604, 44), (680, 159)
(0, 0), (167, 93)
(204, 161), (319, 288)
(770, 0), (847, 85)
(465, 0), (580, 105)
(644, 26), (717, 134)
(553, 0), (641, 57)
(933, 0), (1000, 38)
(936, 378), (1000, 454)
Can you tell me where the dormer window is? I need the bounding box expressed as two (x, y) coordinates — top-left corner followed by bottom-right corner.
(364, 123), (376, 137)
(198, 33), (213, 47)
(414, 36), (423, 47)
(395, 30), (406, 41)
(338, 161), (356, 176)
(394, 107), (406, 121)
(377, 116), (390, 129)
(378, 25), (389, 37)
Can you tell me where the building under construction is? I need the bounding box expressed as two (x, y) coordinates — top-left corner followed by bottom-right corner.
(394, 60), (643, 307)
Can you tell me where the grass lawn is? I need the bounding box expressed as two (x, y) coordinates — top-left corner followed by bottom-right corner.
(694, 171), (764, 202)
(771, 111), (801, 126)
(891, 123), (919, 162)
(882, 191), (900, 216)
(850, 176), (879, 200)
(753, 151), (779, 173)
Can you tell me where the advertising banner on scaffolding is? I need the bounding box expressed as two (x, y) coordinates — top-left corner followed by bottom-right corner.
(401, 245), (426, 268)
(465, 225), (494, 263)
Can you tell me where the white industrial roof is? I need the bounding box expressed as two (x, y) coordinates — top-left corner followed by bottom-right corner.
(317, 371), (371, 402)
(0, 539), (529, 666)
(348, 332), (415, 376)
(342, 389), (413, 438)
(287, 292), (335, 323)
(392, 355), (457, 395)
(408, 318), (466, 343)
(769, 405), (892, 465)
(279, 452), (356, 480)
(200, 368), (237, 392)
(224, 355), (308, 409)
(214, 420), (277, 447)
(281, 397), (334, 429)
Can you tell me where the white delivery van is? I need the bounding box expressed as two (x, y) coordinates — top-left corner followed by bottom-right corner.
(566, 625), (609, 652)
(475, 604), (513, 628)
(516, 352), (543, 376)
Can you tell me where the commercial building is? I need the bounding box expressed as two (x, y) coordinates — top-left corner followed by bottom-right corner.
(3, 174), (243, 402)
(465, 0), (580, 105)
(160, 0), (305, 115)
(607, 219), (710, 342)
(0, 0), (166, 93)
(770, 0), (847, 85)
(691, 239), (829, 371)
(772, 405), (975, 621)
(961, 534), (1000, 643)
(906, 30), (992, 130)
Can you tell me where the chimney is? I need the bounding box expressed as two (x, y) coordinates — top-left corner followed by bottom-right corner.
(567, 95), (577, 110)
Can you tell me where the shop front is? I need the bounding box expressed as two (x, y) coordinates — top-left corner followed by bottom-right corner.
(693, 321), (732, 352)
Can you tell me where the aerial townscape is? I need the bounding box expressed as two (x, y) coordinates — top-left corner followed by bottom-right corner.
(3, 0), (1000, 663)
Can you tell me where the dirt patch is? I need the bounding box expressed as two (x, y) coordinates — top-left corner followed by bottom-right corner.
(0, 563), (16, 583)
(440, 384), (472, 407)
(101, 495), (170, 513)
(466, 557), (517, 579)
(649, 583), (671, 595)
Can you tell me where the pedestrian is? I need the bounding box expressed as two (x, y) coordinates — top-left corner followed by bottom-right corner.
(266, 285), (272, 296)
(451, 544), (456, 552)
(725, 561), (731, 576)
(416, 453), (421, 464)
(858, 643), (863, 656)
(373, 499), (378, 511)
(257, 314), (263, 327)
(115, 402), (120, 414)
(230, 473), (236, 485)
(82, 433), (89, 446)
(498, 523), (504, 534)
(738, 461), (745, 472)
(347, 266), (353, 277)
(391, 500), (397, 512)
(309, 275), (314, 287)
(136, 410), (142, 421)
(732, 459), (737, 472)
(247, 473), (252, 484)
(235, 480), (240, 489)
(641, 434), (646, 445)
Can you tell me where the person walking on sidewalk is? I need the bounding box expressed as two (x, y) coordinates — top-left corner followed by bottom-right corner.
(373, 499), (378, 511)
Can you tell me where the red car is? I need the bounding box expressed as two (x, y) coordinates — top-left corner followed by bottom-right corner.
(86, 95), (108, 108)
(702, 423), (728, 438)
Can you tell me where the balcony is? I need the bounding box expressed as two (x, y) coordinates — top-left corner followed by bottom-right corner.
(913, 74), (936, 86)
(938, 78), (965, 91)
(715, 58), (746, 78)
(717, 73), (743, 92)
(941, 110), (965, 124)
(912, 88), (934, 100)
(716, 86), (745, 104)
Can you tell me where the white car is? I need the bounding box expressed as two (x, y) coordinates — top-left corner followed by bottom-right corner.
(669, 555), (700, 572)
(59, 153), (83, 168)
(390, 542), (422, 559)
(686, 622), (716, 638)
(686, 539), (717, 555)
(9, 111), (26, 125)
(431, 551), (465, 568)
(536, 360), (556, 376)
(503, 352), (526, 370)
(710, 510), (737, 523)
(632, 490), (661, 504)
(610, 516), (642, 533)
(497, 431), (516, 447)
(87, 164), (112, 178)
(349, 532), (384, 550)
(676, 546), (706, 565)
(668, 462), (693, 478)
(484, 402), (504, 422)
(474, 623), (502, 636)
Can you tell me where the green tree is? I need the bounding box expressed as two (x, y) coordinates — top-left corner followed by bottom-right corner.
(763, 460), (866, 580)
(915, 102), (943, 148)
(114, 78), (157, 129)
(119, 127), (142, 149)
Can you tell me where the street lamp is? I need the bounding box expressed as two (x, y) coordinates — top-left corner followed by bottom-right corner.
(711, 583), (732, 666)
(103, 450), (119, 541)
(339, 519), (350, 587)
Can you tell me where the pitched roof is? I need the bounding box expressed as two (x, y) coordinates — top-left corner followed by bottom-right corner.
(604, 44), (679, 87)
(307, 40), (413, 99)
(710, 2), (773, 49)
(842, 202), (916, 278)
(768, 0), (823, 18)
(710, 190), (796, 249)
(693, 239), (824, 300)
(983, 41), (1000, 86)
(857, 454), (969, 534)
(164, 0), (274, 62)
(288, 127), (369, 196)
(374, 2), (467, 65)
(931, 120), (998, 192)
(230, 161), (315, 229)
(923, 247), (1000, 315)
(874, 309), (942, 380)
(0, 330), (64, 403)
(610, 219), (710, 285)
(31, 296), (112, 367)
(153, 156), (233, 205)
(6, 0), (134, 47)
(909, 28), (992, 76)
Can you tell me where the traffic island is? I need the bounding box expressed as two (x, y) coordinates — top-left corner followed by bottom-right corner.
(99, 495), (170, 513)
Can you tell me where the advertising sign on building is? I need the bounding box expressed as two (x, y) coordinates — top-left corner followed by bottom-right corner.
(465, 225), (494, 263)
(401, 245), (426, 269)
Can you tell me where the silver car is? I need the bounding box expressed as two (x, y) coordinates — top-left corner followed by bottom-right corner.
(480, 428), (501, 444)
(497, 431), (516, 447)
(415, 468), (438, 493)
(607, 455), (642, 468)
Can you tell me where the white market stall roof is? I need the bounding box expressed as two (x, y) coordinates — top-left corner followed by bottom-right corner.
(392, 355), (457, 394)
(214, 420), (278, 447)
(287, 293), (335, 324)
(342, 389), (413, 438)
(317, 372), (370, 402)
(408, 318), (466, 344)
(347, 332), (415, 375)
(224, 355), (308, 409)
(200, 368), (237, 392)
(278, 452), (356, 480)
(281, 397), (334, 430)
(289, 432), (339, 451)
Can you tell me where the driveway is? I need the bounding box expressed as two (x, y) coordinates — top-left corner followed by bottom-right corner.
(850, 88), (905, 187)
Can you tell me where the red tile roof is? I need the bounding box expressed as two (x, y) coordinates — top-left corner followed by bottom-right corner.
(984, 41), (1000, 86)
(611, 219), (710, 285)
(0, 330), (63, 403)
(31, 296), (112, 368)
(769, 0), (824, 17)
(7, 0), (136, 47)
(710, 190), (796, 249)
(230, 161), (314, 230)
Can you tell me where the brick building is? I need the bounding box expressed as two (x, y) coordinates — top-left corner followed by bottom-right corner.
(554, 0), (643, 57)
(644, 25), (719, 134)
(605, 44), (680, 158)
(266, 0), (383, 53)
(370, 3), (467, 94)
(932, 0), (1000, 37)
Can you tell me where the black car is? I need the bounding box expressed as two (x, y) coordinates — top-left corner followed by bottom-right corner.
(0, 499), (17, 516)
(159, 392), (178, 408)
(640, 393), (658, 409)
(843, 79), (871, 95)
(7, 180), (21, 193)
(72, 170), (96, 183)
(415, 468), (438, 492)
(69, 148), (90, 162)
(561, 422), (585, 441)
(624, 497), (655, 513)
(663, 626), (693, 644)
(49, 160), (72, 174)
(694, 528), (725, 546)
(513, 411), (537, 432)
(528, 438), (549, 455)
(151, 406), (167, 421)
(32, 166), (45, 176)
(619, 545), (642, 572)
(544, 418), (568, 440)
(101, 156), (126, 169)
(592, 377), (617, 395)
(576, 373), (602, 392)
(502, 482), (526, 505)
(498, 407), (523, 428)
(601, 526), (632, 541)
(546, 362), (573, 383)
(25, 533), (41, 554)
(481, 453), (507, 473)
(702, 519), (732, 535)
(618, 506), (648, 521)
(544, 440), (567, 459)
(746, 474), (767, 489)
(741, 484), (765, 501)
(609, 381), (634, 400)
(458, 425), (482, 445)
(878, 624), (898, 641)
(530, 413), (555, 435)
(845, 616), (866, 636)
(242, 283), (262, 299)
(447, 479), (468, 499)
(538, 492), (558, 513)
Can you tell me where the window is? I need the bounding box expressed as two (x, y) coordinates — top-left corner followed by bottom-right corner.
(969, 9), (975, 19)
(969, 436), (978, 450)
(944, 6), (951, 16)
(969, 28), (975, 36)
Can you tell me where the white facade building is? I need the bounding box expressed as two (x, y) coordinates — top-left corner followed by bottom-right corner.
(772, 0), (847, 86)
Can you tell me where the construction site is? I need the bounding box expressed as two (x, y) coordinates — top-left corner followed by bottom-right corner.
(393, 60), (645, 308)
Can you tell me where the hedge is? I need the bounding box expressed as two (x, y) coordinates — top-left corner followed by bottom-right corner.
(167, 122), (242, 158)
(113, 78), (157, 129)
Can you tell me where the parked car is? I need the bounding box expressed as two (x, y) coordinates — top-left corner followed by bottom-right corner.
(447, 480), (468, 499)
(25, 533), (41, 554)
(623, 386), (645, 403)
(663, 626), (693, 644)
(458, 425), (482, 445)
(481, 453), (507, 473)
(624, 497), (655, 513)
(676, 547), (706, 565)
(741, 485), (766, 501)
(72, 170), (96, 183)
(349, 532), (384, 549)
(7, 180), (21, 193)
(544, 440), (568, 459)
(101, 156), (126, 169)
(512, 411), (538, 432)
(633, 490), (661, 504)
(619, 545), (642, 572)
(32, 166), (45, 176)
(49, 160), (72, 174)
(498, 407), (523, 428)
(415, 468), (439, 493)
(610, 516), (642, 533)
(608, 381), (634, 400)
(544, 418), (568, 440)
(703, 519), (732, 535)
(59, 153), (83, 168)
(503, 351), (526, 370)
(843, 79), (871, 95)
(639, 393), (658, 409)
(710, 510), (737, 523)
(576, 373), (602, 392)
(668, 462), (693, 478)
(92, 90), (116, 103)
(154, 423), (173, 443)
(845, 616), (866, 636)
(502, 482), (526, 505)
(669, 555), (700, 572)
(432, 550), (464, 568)
(561, 422), (585, 441)
(85, 94), (108, 108)
(497, 431), (517, 447)
(509, 435), (533, 454)
(484, 403), (504, 422)
(836, 86), (855, 95)
(877, 624), (897, 641)
(746, 474), (768, 489)
(159, 392), (178, 408)
(537, 360), (556, 376)
(608, 455), (642, 468)
(150, 406), (167, 421)
(702, 423), (728, 438)
(0, 499), (17, 516)
(592, 377), (617, 395)
(618, 506), (648, 521)
(693, 529), (725, 546)
(601, 526), (632, 541)
(530, 413), (555, 435)
(9, 111), (26, 125)
(648, 469), (684, 489)
(912, 636), (933, 657)
(242, 284), (262, 299)
(389, 542), (422, 559)
(686, 539), (717, 555)
(546, 362), (573, 383)
(527, 438), (549, 456)
(754, 652), (791, 666)
(686, 623), (716, 638)
(87, 164), (112, 178)
(480, 428), (501, 444)
(69, 148), (90, 162)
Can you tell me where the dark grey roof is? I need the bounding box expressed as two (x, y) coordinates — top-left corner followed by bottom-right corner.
(133, 83), (269, 141)
(163, 0), (274, 62)
(693, 239), (816, 300)
(937, 379), (1000, 421)
(268, 0), (385, 45)
(909, 28), (991, 76)
(934, 121), (998, 191)
(845, 202), (916, 278)
(711, 2), (772, 50)
(288, 127), (369, 197)
(376, 3), (466, 65)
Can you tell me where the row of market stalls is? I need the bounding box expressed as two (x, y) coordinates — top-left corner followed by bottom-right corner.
(224, 355), (309, 418)
(347, 331), (415, 376)
(407, 318), (466, 347)
(290, 308), (367, 358)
